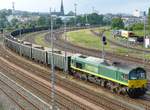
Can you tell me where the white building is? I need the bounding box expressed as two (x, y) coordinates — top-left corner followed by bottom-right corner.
(145, 37), (150, 48)
(122, 16), (144, 27)
(133, 9), (145, 17)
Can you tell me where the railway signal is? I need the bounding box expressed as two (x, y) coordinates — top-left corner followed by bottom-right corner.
(102, 35), (107, 45)
(143, 11), (146, 66)
(101, 35), (107, 59)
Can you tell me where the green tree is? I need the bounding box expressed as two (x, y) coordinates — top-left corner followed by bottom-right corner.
(28, 20), (37, 28)
(67, 13), (105, 26)
(88, 13), (104, 25)
(76, 16), (85, 26)
(11, 18), (19, 26)
(67, 17), (75, 26)
(0, 11), (8, 28)
(130, 23), (144, 30)
(111, 17), (124, 29)
(0, 9), (12, 16)
(55, 18), (63, 27)
(37, 16), (47, 26)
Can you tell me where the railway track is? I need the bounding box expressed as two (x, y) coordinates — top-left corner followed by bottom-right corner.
(0, 45), (132, 110)
(0, 75), (41, 110)
(17, 28), (150, 107)
(1, 44), (150, 110)
(1, 27), (150, 109)
(0, 58), (92, 110)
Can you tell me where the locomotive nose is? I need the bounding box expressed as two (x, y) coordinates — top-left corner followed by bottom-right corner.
(128, 80), (147, 88)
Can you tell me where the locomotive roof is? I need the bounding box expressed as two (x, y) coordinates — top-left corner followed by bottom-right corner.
(72, 54), (139, 74)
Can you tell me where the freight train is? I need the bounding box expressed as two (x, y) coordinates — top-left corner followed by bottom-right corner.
(112, 30), (135, 38)
(112, 30), (144, 43)
(4, 28), (148, 98)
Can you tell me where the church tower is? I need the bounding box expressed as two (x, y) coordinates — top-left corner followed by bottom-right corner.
(60, 0), (64, 16)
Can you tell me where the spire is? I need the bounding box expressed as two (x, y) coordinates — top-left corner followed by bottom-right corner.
(60, 0), (64, 15)
(12, 2), (15, 16)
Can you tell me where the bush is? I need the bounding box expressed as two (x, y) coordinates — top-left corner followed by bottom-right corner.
(130, 23), (144, 30)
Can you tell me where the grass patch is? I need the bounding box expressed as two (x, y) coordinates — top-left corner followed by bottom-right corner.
(67, 28), (150, 60)
(67, 29), (110, 49)
(35, 33), (50, 47)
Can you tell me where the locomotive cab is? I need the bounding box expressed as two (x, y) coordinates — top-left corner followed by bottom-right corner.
(127, 68), (147, 98)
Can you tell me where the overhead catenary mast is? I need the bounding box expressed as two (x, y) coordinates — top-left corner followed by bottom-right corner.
(85, 14), (88, 27)
(12, 2), (15, 16)
(64, 21), (67, 75)
(92, 6), (95, 13)
(50, 8), (56, 110)
(74, 3), (77, 26)
(143, 11), (146, 66)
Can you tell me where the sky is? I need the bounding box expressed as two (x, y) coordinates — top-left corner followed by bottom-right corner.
(0, 0), (150, 14)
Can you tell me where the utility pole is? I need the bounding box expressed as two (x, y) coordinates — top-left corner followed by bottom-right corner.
(12, 2), (15, 16)
(74, 3), (77, 26)
(64, 21), (67, 75)
(50, 8), (56, 110)
(2, 29), (5, 46)
(2, 29), (4, 38)
(127, 26), (129, 56)
(102, 34), (105, 59)
(19, 28), (22, 56)
(143, 11), (146, 66)
(92, 6), (95, 13)
(20, 28), (22, 38)
(85, 14), (88, 28)
(102, 38), (105, 59)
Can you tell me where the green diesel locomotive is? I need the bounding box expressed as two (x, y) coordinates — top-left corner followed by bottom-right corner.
(70, 54), (147, 98)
